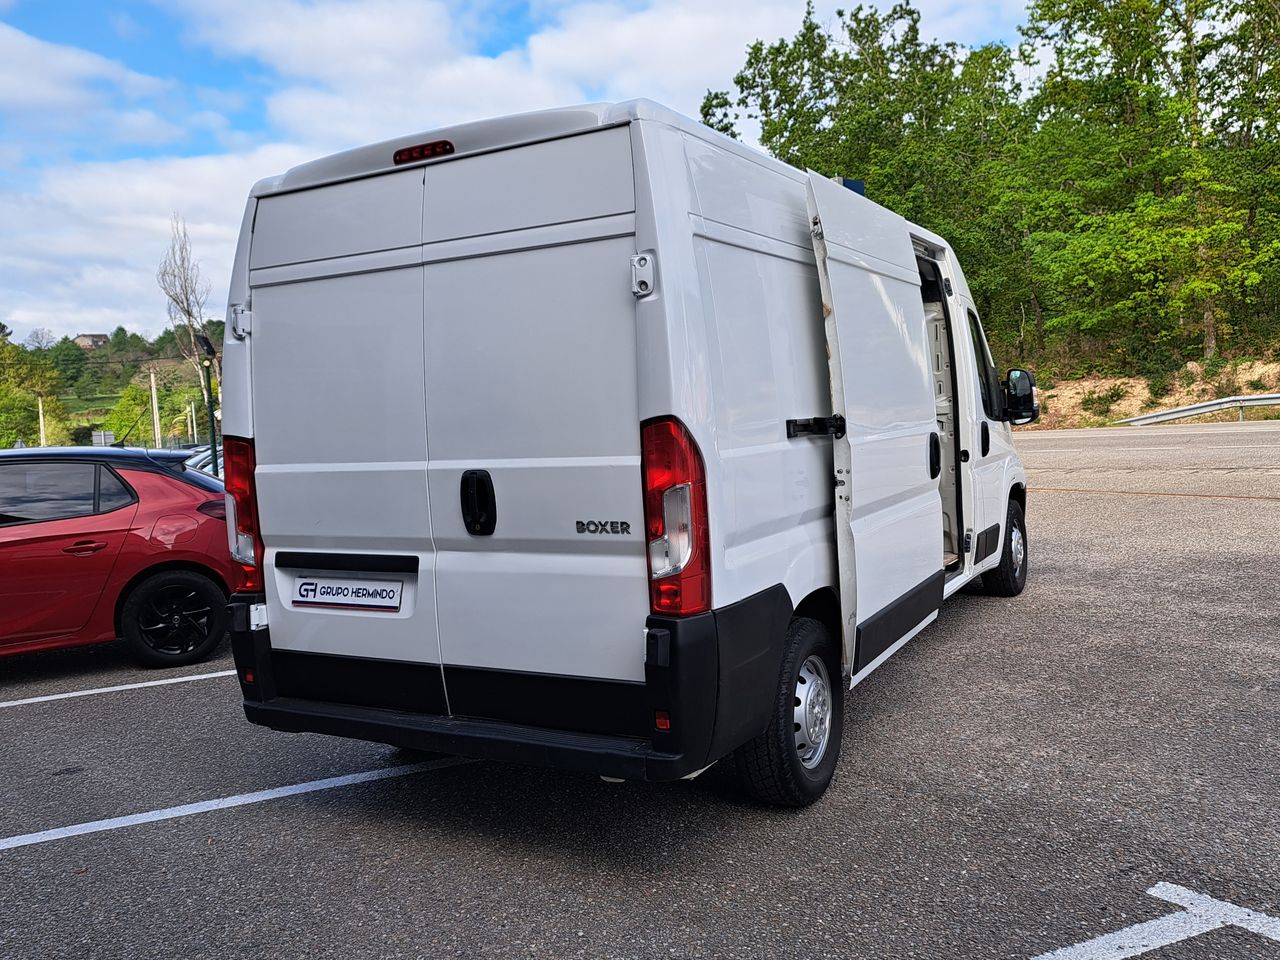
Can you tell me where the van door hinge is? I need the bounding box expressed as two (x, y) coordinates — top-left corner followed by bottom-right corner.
(630, 253), (655, 297)
(786, 415), (846, 439)
(963, 530), (973, 553)
(943, 277), (954, 296)
(230, 305), (252, 339)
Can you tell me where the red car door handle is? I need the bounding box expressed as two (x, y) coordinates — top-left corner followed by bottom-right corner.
(63, 540), (108, 555)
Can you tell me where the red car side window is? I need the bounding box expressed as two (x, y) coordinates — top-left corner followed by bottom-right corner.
(0, 462), (96, 526)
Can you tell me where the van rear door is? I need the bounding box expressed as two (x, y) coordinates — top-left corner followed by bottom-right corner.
(421, 130), (651, 725)
(805, 174), (944, 678)
(247, 168), (444, 680)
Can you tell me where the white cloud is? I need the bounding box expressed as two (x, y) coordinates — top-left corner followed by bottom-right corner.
(0, 145), (312, 341)
(0, 22), (163, 113)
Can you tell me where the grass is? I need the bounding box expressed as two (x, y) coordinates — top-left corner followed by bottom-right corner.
(59, 393), (121, 415)
(1080, 384), (1127, 417)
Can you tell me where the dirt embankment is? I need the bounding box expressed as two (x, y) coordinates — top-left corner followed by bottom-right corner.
(1021, 360), (1280, 430)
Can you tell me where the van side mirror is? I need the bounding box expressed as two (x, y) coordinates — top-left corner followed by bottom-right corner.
(1003, 368), (1039, 424)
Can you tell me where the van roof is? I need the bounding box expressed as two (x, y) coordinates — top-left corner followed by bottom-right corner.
(252, 99), (774, 197)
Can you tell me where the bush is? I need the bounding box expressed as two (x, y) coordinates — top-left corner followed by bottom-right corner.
(1080, 384), (1127, 417)
(1146, 374), (1172, 401)
(1247, 378), (1269, 391)
(1177, 366), (1197, 388)
(1203, 356), (1229, 379)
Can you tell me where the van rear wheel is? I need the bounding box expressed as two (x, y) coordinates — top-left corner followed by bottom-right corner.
(731, 617), (843, 807)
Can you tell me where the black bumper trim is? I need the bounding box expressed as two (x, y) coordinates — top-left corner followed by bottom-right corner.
(229, 582), (793, 782)
(243, 697), (680, 780)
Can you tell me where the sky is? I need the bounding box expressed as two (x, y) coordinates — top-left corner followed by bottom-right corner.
(0, 0), (1028, 344)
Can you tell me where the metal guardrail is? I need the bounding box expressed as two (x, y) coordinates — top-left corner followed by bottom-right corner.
(1118, 393), (1280, 425)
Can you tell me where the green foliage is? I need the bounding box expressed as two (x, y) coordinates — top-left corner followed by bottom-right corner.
(1080, 384), (1127, 416)
(1146, 373), (1172, 401)
(1247, 377), (1269, 390)
(1203, 356), (1229, 379)
(104, 383), (152, 442)
(704, 0), (1280, 372)
(0, 383), (39, 448)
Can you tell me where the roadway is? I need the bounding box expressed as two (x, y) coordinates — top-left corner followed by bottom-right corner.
(1, 421), (1277, 958)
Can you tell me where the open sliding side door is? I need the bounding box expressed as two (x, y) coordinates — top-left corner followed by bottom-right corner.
(804, 174), (945, 685)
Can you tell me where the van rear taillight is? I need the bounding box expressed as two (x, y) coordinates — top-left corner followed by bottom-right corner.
(223, 436), (264, 592)
(641, 418), (710, 615)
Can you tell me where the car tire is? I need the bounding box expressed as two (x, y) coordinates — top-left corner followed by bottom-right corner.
(731, 617), (843, 807)
(120, 569), (228, 668)
(981, 500), (1028, 597)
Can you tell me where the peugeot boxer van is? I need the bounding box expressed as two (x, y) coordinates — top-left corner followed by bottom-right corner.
(222, 100), (1038, 807)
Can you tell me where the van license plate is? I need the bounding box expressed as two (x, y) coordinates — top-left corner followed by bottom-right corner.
(291, 577), (403, 612)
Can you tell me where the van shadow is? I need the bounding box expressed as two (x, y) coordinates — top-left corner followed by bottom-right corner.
(331, 664), (935, 874)
(351, 751), (786, 872)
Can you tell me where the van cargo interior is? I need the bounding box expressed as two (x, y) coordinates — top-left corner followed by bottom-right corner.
(918, 256), (964, 573)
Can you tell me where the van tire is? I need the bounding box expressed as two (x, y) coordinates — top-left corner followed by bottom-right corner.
(730, 617), (843, 807)
(982, 500), (1028, 597)
(120, 570), (228, 668)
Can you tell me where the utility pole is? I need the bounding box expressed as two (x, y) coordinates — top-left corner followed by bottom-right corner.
(37, 396), (47, 446)
(195, 334), (219, 477)
(149, 369), (162, 448)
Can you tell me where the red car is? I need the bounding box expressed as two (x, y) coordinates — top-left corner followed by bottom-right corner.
(0, 447), (245, 666)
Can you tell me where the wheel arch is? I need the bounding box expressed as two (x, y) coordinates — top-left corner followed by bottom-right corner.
(1010, 481), (1026, 518)
(113, 560), (231, 636)
(793, 586), (844, 674)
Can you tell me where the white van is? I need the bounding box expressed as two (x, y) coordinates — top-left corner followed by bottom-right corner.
(222, 100), (1038, 806)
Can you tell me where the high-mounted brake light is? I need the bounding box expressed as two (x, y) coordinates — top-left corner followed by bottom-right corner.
(392, 140), (455, 165)
(641, 418), (710, 615)
(222, 436), (264, 592)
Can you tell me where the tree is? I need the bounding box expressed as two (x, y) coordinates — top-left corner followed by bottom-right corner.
(704, 0), (1280, 373)
(24, 328), (55, 351)
(104, 384), (153, 443)
(47, 337), (87, 390)
(157, 213), (221, 404)
(0, 383), (39, 448)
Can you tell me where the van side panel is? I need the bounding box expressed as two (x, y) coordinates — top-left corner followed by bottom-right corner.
(679, 134), (835, 610)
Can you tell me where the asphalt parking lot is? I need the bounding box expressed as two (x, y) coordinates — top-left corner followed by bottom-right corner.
(1, 421), (1277, 960)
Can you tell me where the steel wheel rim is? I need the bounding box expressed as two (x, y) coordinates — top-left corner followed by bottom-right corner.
(137, 585), (212, 655)
(1011, 523), (1026, 572)
(794, 654), (833, 769)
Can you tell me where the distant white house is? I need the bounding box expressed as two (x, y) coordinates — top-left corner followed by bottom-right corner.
(73, 333), (109, 350)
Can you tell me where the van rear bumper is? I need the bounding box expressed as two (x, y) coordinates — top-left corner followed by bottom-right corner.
(227, 584), (792, 783)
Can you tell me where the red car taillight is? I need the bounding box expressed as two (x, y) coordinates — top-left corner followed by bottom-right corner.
(196, 499), (226, 520)
(222, 436), (263, 592)
(641, 418), (710, 615)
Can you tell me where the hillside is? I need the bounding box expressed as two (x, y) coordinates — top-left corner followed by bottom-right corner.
(1024, 360), (1280, 430)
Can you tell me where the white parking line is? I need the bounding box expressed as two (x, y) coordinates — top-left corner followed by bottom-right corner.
(0, 670), (237, 710)
(0, 758), (470, 852)
(1032, 883), (1280, 958)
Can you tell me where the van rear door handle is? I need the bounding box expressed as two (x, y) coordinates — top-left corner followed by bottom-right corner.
(928, 432), (941, 479)
(460, 470), (496, 536)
